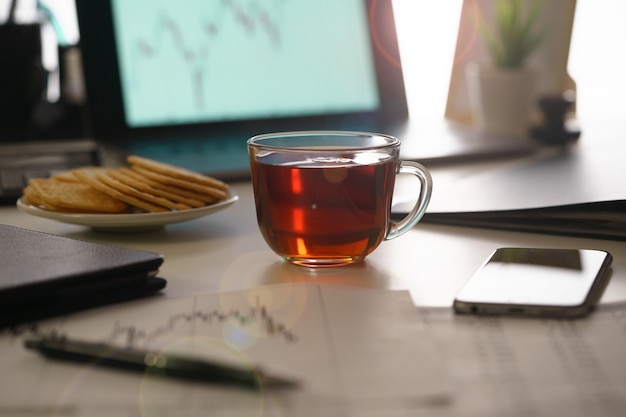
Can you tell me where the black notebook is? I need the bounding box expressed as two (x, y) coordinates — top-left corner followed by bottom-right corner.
(392, 132), (626, 241)
(0, 224), (166, 327)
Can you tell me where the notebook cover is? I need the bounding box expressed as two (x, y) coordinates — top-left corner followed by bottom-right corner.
(0, 224), (166, 326)
(392, 128), (626, 241)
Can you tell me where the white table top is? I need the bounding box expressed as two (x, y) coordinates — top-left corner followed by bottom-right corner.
(3, 157), (625, 309)
(3, 131), (626, 417)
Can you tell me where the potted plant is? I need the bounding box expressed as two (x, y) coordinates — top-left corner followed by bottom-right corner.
(466, 0), (546, 138)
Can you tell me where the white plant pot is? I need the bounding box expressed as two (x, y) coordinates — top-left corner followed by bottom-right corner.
(466, 64), (539, 138)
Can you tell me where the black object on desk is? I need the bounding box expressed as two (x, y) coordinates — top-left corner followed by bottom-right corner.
(0, 224), (166, 327)
(530, 92), (581, 145)
(24, 336), (297, 389)
(0, 22), (46, 139)
(0, 139), (101, 205)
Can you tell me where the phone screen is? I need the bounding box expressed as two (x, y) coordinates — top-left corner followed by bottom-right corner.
(453, 248), (612, 317)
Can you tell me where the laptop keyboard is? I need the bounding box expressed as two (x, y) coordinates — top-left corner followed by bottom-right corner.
(0, 140), (101, 205)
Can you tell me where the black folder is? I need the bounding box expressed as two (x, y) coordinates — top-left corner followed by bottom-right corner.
(393, 131), (626, 241)
(0, 224), (166, 327)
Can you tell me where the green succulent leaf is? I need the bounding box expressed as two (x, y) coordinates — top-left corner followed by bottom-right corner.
(478, 0), (547, 68)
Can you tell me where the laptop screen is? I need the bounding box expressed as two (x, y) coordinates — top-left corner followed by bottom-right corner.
(76, 0), (408, 177)
(110, 0), (380, 128)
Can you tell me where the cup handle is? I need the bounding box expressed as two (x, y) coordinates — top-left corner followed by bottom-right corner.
(385, 161), (433, 240)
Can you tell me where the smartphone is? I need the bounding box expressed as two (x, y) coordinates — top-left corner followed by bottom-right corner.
(453, 247), (613, 318)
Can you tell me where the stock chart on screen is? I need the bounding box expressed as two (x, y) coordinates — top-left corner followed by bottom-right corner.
(111, 0), (379, 128)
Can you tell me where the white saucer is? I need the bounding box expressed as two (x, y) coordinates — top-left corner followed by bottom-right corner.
(16, 193), (239, 232)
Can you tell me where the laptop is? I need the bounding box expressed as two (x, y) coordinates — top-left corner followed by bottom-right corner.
(74, 0), (409, 180)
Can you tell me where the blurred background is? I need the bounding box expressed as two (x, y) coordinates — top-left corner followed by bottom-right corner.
(0, 0), (624, 139)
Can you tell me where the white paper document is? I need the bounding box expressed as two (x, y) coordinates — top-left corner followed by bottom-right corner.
(1, 284), (625, 416)
(0, 284), (448, 416)
(423, 305), (626, 417)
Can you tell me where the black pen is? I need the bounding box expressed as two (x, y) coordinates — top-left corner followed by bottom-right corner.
(24, 337), (297, 389)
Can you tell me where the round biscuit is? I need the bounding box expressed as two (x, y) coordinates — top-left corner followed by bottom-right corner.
(111, 169), (205, 208)
(127, 155), (229, 190)
(122, 169), (219, 204)
(98, 173), (193, 211)
(28, 178), (128, 213)
(53, 167), (108, 183)
(74, 170), (169, 213)
(22, 185), (43, 206)
(131, 166), (229, 200)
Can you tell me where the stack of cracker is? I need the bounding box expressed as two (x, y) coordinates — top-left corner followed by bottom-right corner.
(22, 155), (230, 214)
